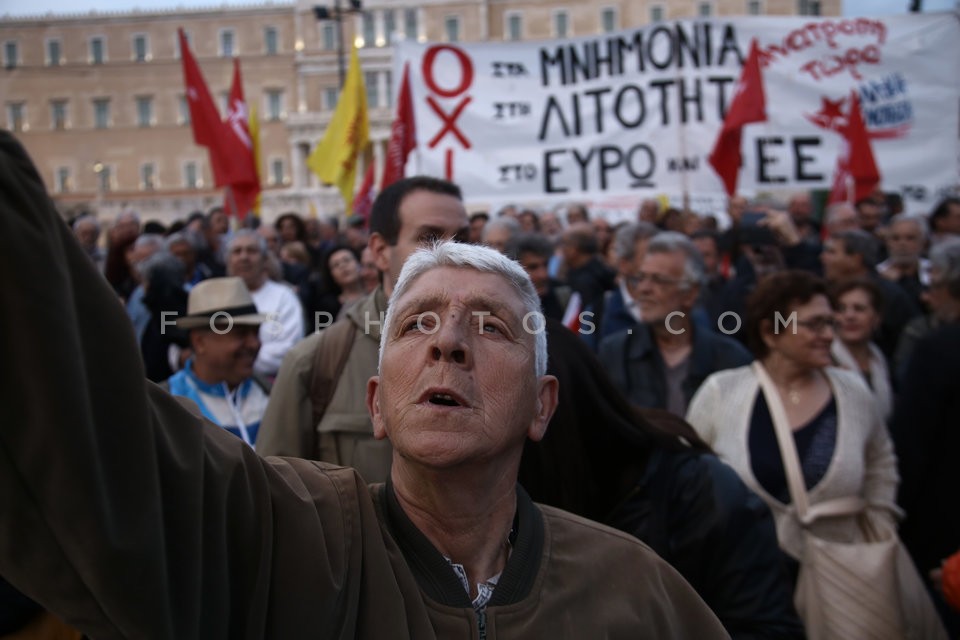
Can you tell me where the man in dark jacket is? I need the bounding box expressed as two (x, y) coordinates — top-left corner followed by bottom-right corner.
(599, 232), (752, 416)
(0, 132), (726, 639)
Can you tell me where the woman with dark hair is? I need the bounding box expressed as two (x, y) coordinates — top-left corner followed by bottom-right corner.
(274, 212), (307, 245)
(686, 270), (906, 637)
(519, 318), (804, 639)
(299, 245), (365, 330)
(829, 278), (893, 420)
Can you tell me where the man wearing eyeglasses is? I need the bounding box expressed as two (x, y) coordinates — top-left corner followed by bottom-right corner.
(599, 232), (751, 417)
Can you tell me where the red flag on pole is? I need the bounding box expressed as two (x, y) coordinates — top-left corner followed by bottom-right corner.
(380, 62), (417, 190)
(178, 29), (230, 187)
(226, 58), (261, 219)
(828, 91), (880, 205)
(354, 161), (375, 224)
(708, 39), (767, 197)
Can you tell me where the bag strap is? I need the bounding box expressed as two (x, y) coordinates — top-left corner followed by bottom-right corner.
(752, 362), (864, 526)
(309, 318), (358, 430)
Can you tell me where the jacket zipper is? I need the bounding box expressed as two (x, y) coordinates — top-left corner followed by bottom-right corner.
(478, 609), (487, 640)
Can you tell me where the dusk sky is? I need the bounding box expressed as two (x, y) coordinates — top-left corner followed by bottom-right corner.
(1, 0), (956, 19)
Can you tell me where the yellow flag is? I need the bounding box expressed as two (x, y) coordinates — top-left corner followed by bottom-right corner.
(307, 44), (369, 212)
(249, 103), (262, 216)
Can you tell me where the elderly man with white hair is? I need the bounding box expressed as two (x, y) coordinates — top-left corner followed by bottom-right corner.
(877, 214), (931, 309)
(0, 130), (726, 638)
(226, 229), (304, 377)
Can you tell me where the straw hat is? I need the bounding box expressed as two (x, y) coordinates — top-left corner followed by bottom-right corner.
(175, 277), (267, 330)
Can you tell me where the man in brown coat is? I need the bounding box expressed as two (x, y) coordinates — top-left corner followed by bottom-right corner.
(0, 132), (727, 639)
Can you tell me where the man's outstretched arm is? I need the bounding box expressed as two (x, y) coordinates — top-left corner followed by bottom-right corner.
(0, 132), (362, 639)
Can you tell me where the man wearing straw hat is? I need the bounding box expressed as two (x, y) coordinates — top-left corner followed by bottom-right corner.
(165, 276), (270, 448)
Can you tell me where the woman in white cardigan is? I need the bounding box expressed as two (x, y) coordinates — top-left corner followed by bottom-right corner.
(686, 270), (901, 573)
(828, 278), (894, 421)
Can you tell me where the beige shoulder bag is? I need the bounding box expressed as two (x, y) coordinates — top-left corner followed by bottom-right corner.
(753, 362), (946, 640)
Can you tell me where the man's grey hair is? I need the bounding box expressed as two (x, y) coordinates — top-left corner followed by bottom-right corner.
(227, 229), (268, 256)
(833, 230), (880, 270)
(116, 210), (140, 225)
(611, 222), (659, 261)
(73, 214), (100, 233)
(164, 230), (204, 253)
(482, 216), (520, 241)
(381, 242), (547, 377)
(825, 202), (857, 225)
(645, 231), (706, 289)
(888, 214), (929, 241)
(505, 233), (554, 261)
(133, 233), (164, 252)
(139, 250), (186, 285)
(929, 238), (960, 293)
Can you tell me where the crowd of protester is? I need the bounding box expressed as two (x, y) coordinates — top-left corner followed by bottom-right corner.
(7, 182), (957, 637)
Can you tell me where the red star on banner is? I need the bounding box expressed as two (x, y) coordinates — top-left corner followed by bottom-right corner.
(806, 96), (848, 132)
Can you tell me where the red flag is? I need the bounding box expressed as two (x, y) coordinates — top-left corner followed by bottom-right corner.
(179, 29), (231, 187)
(380, 62), (417, 190)
(708, 39), (767, 196)
(226, 58), (260, 219)
(354, 161), (375, 224)
(828, 91), (880, 205)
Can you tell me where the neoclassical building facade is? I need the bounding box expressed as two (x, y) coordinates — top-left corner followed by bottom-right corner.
(1, 0), (838, 223)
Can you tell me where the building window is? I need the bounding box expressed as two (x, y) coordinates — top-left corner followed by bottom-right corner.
(270, 158), (285, 186)
(444, 16), (460, 43)
(601, 7), (618, 33)
(361, 12), (375, 47)
(554, 11), (569, 38)
(322, 23), (337, 51)
(179, 94), (190, 125)
(324, 87), (338, 111)
(650, 5), (664, 22)
(90, 37), (105, 64)
(384, 10), (396, 44)
(365, 71), (379, 109)
(747, 0), (762, 14)
(6, 102), (25, 132)
(404, 8), (418, 41)
(132, 34), (149, 62)
(184, 161), (199, 189)
(97, 164), (112, 192)
(798, 0), (820, 15)
(506, 13), (522, 41)
(136, 96), (153, 127)
(93, 98), (110, 129)
(140, 163), (156, 190)
(50, 100), (68, 130)
(266, 89), (284, 121)
(264, 26), (278, 55)
(47, 39), (62, 66)
(55, 167), (71, 193)
(3, 41), (17, 69)
(220, 30), (235, 57)
(384, 70), (393, 108)
(698, 2), (712, 16)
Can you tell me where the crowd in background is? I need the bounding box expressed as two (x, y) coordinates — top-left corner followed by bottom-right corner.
(53, 187), (960, 637)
